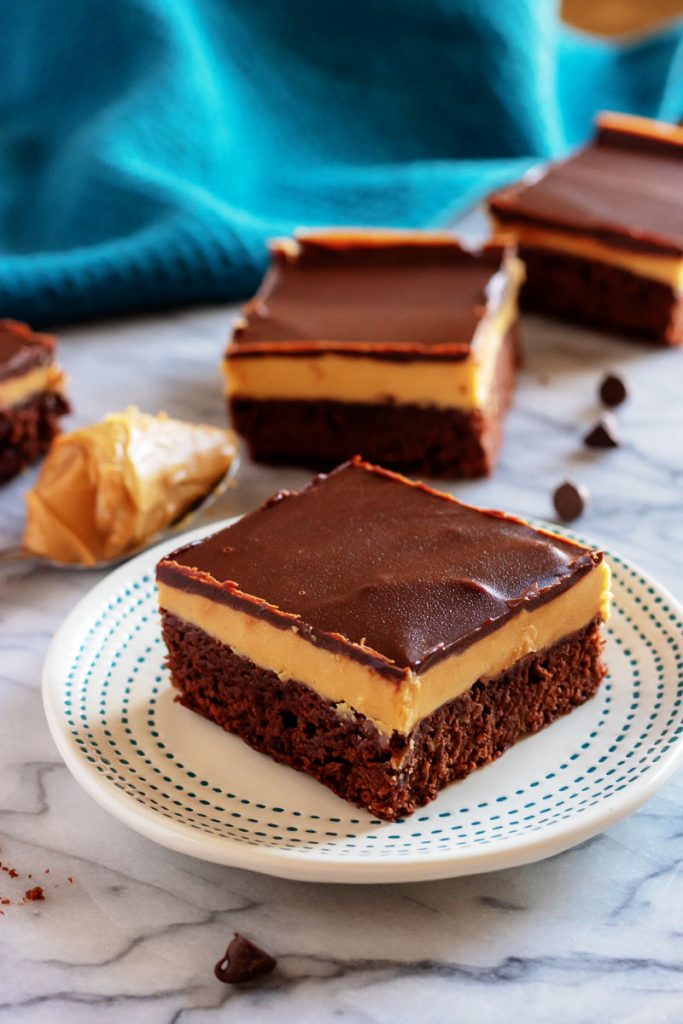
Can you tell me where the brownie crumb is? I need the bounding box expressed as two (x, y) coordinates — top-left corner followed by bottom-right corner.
(584, 414), (620, 449)
(215, 933), (277, 984)
(599, 373), (628, 408)
(24, 886), (45, 902)
(0, 856), (20, 880)
(553, 480), (589, 521)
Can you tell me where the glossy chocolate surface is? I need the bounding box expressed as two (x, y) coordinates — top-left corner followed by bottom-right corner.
(158, 460), (601, 676)
(490, 122), (683, 255)
(0, 321), (55, 381)
(229, 235), (508, 357)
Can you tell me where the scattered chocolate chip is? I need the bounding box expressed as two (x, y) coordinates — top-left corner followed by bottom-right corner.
(24, 886), (44, 902)
(553, 480), (589, 522)
(599, 373), (628, 408)
(584, 413), (620, 449)
(214, 933), (277, 984)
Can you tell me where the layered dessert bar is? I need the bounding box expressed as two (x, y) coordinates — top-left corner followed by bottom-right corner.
(489, 113), (683, 344)
(157, 458), (611, 820)
(225, 229), (524, 477)
(0, 320), (70, 483)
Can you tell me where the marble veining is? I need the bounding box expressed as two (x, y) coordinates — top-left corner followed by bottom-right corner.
(1, 299), (682, 1023)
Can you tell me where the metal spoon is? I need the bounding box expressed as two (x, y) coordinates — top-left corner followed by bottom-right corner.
(0, 454), (240, 572)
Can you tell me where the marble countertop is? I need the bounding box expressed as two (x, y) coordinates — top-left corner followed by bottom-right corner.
(1, 304), (682, 1024)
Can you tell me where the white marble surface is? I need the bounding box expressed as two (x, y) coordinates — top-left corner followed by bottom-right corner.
(1, 305), (682, 1023)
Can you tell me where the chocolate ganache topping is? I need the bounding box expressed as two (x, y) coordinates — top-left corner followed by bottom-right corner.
(490, 118), (683, 256)
(0, 320), (55, 381)
(158, 459), (601, 677)
(229, 232), (511, 357)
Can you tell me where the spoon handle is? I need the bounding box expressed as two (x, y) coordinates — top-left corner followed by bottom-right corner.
(0, 545), (36, 564)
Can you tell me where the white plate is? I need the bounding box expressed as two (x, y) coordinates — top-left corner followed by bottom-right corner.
(43, 519), (683, 883)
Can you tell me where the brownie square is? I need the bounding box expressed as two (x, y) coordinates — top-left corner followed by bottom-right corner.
(224, 230), (523, 477)
(157, 459), (610, 819)
(489, 113), (683, 344)
(0, 320), (70, 483)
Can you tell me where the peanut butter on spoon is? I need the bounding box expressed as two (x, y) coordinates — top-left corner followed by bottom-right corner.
(23, 407), (237, 566)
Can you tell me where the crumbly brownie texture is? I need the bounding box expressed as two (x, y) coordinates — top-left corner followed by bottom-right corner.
(520, 247), (683, 345)
(230, 327), (519, 477)
(161, 611), (605, 821)
(0, 391), (70, 483)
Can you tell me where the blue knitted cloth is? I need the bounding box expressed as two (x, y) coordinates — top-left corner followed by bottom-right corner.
(2, 0), (682, 324)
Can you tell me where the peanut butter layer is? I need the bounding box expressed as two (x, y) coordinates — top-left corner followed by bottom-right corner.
(489, 112), (683, 262)
(159, 562), (609, 736)
(0, 365), (68, 410)
(157, 460), (610, 733)
(488, 221), (683, 289)
(225, 256), (523, 411)
(24, 408), (237, 565)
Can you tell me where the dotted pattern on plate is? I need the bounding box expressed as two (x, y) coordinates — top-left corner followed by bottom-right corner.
(61, 553), (683, 861)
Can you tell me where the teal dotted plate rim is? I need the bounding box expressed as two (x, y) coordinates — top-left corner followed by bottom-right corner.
(42, 518), (683, 884)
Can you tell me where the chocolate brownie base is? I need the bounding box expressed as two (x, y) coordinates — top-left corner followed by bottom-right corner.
(161, 610), (605, 820)
(0, 391), (70, 484)
(229, 328), (519, 478)
(520, 246), (683, 345)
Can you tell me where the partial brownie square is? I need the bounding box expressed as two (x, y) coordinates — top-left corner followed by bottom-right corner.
(157, 458), (611, 821)
(0, 320), (70, 483)
(224, 229), (523, 477)
(489, 113), (683, 344)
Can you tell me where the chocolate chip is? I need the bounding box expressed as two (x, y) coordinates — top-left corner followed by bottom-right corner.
(553, 481), (589, 522)
(214, 933), (277, 984)
(599, 373), (628, 408)
(584, 414), (620, 449)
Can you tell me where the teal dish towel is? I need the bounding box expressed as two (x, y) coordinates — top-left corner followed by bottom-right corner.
(1, 0), (682, 324)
